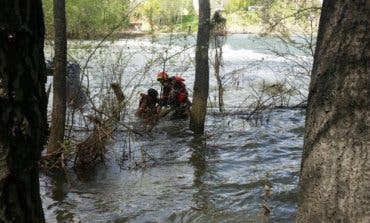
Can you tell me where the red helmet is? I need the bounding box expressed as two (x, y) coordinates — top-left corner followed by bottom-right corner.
(157, 71), (168, 81)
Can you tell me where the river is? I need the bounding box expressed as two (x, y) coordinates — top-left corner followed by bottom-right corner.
(40, 34), (310, 222)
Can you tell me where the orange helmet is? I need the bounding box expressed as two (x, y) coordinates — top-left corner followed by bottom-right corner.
(157, 71), (168, 81)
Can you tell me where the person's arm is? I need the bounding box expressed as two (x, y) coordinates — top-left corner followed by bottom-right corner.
(135, 94), (148, 117)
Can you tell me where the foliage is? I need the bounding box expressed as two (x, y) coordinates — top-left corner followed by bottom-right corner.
(42, 0), (131, 38)
(223, 0), (263, 29)
(42, 0), (321, 38)
(223, 0), (321, 34)
(260, 0), (321, 35)
(225, 10), (262, 27)
(224, 0), (259, 13)
(42, 0), (54, 37)
(42, 0), (198, 37)
(136, 0), (196, 32)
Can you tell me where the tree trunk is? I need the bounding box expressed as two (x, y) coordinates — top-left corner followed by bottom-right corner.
(297, 1), (369, 222)
(190, 0), (211, 134)
(214, 46), (224, 112)
(0, 1), (47, 222)
(48, 0), (67, 153)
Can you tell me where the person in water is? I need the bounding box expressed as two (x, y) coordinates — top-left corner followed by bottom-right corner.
(156, 71), (191, 119)
(135, 88), (160, 125)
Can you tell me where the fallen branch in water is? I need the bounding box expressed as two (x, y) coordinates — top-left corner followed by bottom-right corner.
(74, 116), (114, 170)
(73, 83), (125, 170)
(39, 142), (75, 172)
(145, 107), (174, 132)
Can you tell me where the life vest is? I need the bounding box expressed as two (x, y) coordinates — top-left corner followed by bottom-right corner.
(173, 77), (188, 103)
(175, 76), (185, 84)
(159, 76), (189, 107)
(177, 92), (187, 103)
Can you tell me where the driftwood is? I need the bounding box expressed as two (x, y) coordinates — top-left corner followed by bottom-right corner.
(74, 116), (114, 169)
(39, 147), (73, 171)
(110, 83), (125, 120)
(73, 83), (125, 170)
(110, 83), (125, 103)
(39, 152), (64, 171)
(144, 107), (174, 132)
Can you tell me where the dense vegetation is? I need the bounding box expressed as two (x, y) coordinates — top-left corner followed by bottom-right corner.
(42, 0), (321, 39)
(43, 0), (131, 38)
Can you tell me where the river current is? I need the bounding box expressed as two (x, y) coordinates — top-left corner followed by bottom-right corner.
(40, 34), (310, 222)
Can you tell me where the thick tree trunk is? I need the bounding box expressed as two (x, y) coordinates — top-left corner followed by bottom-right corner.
(297, 1), (369, 222)
(48, 0), (67, 153)
(190, 0), (211, 134)
(0, 1), (47, 222)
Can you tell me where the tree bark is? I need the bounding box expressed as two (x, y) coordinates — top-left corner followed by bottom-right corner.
(0, 1), (47, 222)
(214, 46), (224, 112)
(297, 1), (370, 222)
(190, 0), (211, 134)
(48, 0), (67, 153)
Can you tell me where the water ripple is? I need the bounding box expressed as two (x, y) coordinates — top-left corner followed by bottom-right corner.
(41, 108), (304, 222)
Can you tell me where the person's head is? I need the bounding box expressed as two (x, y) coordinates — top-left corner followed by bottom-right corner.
(156, 71), (169, 85)
(147, 88), (158, 98)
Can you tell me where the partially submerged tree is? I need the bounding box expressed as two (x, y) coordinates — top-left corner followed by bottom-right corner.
(190, 0), (211, 134)
(297, 1), (369, 222)
(48, 0), (67, 153)
(210, 10), (227, 112)
(0, 0), (47, 221)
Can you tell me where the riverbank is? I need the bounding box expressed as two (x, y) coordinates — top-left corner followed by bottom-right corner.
(47, 25), (265, 41)
(116, 25), (265, 39)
